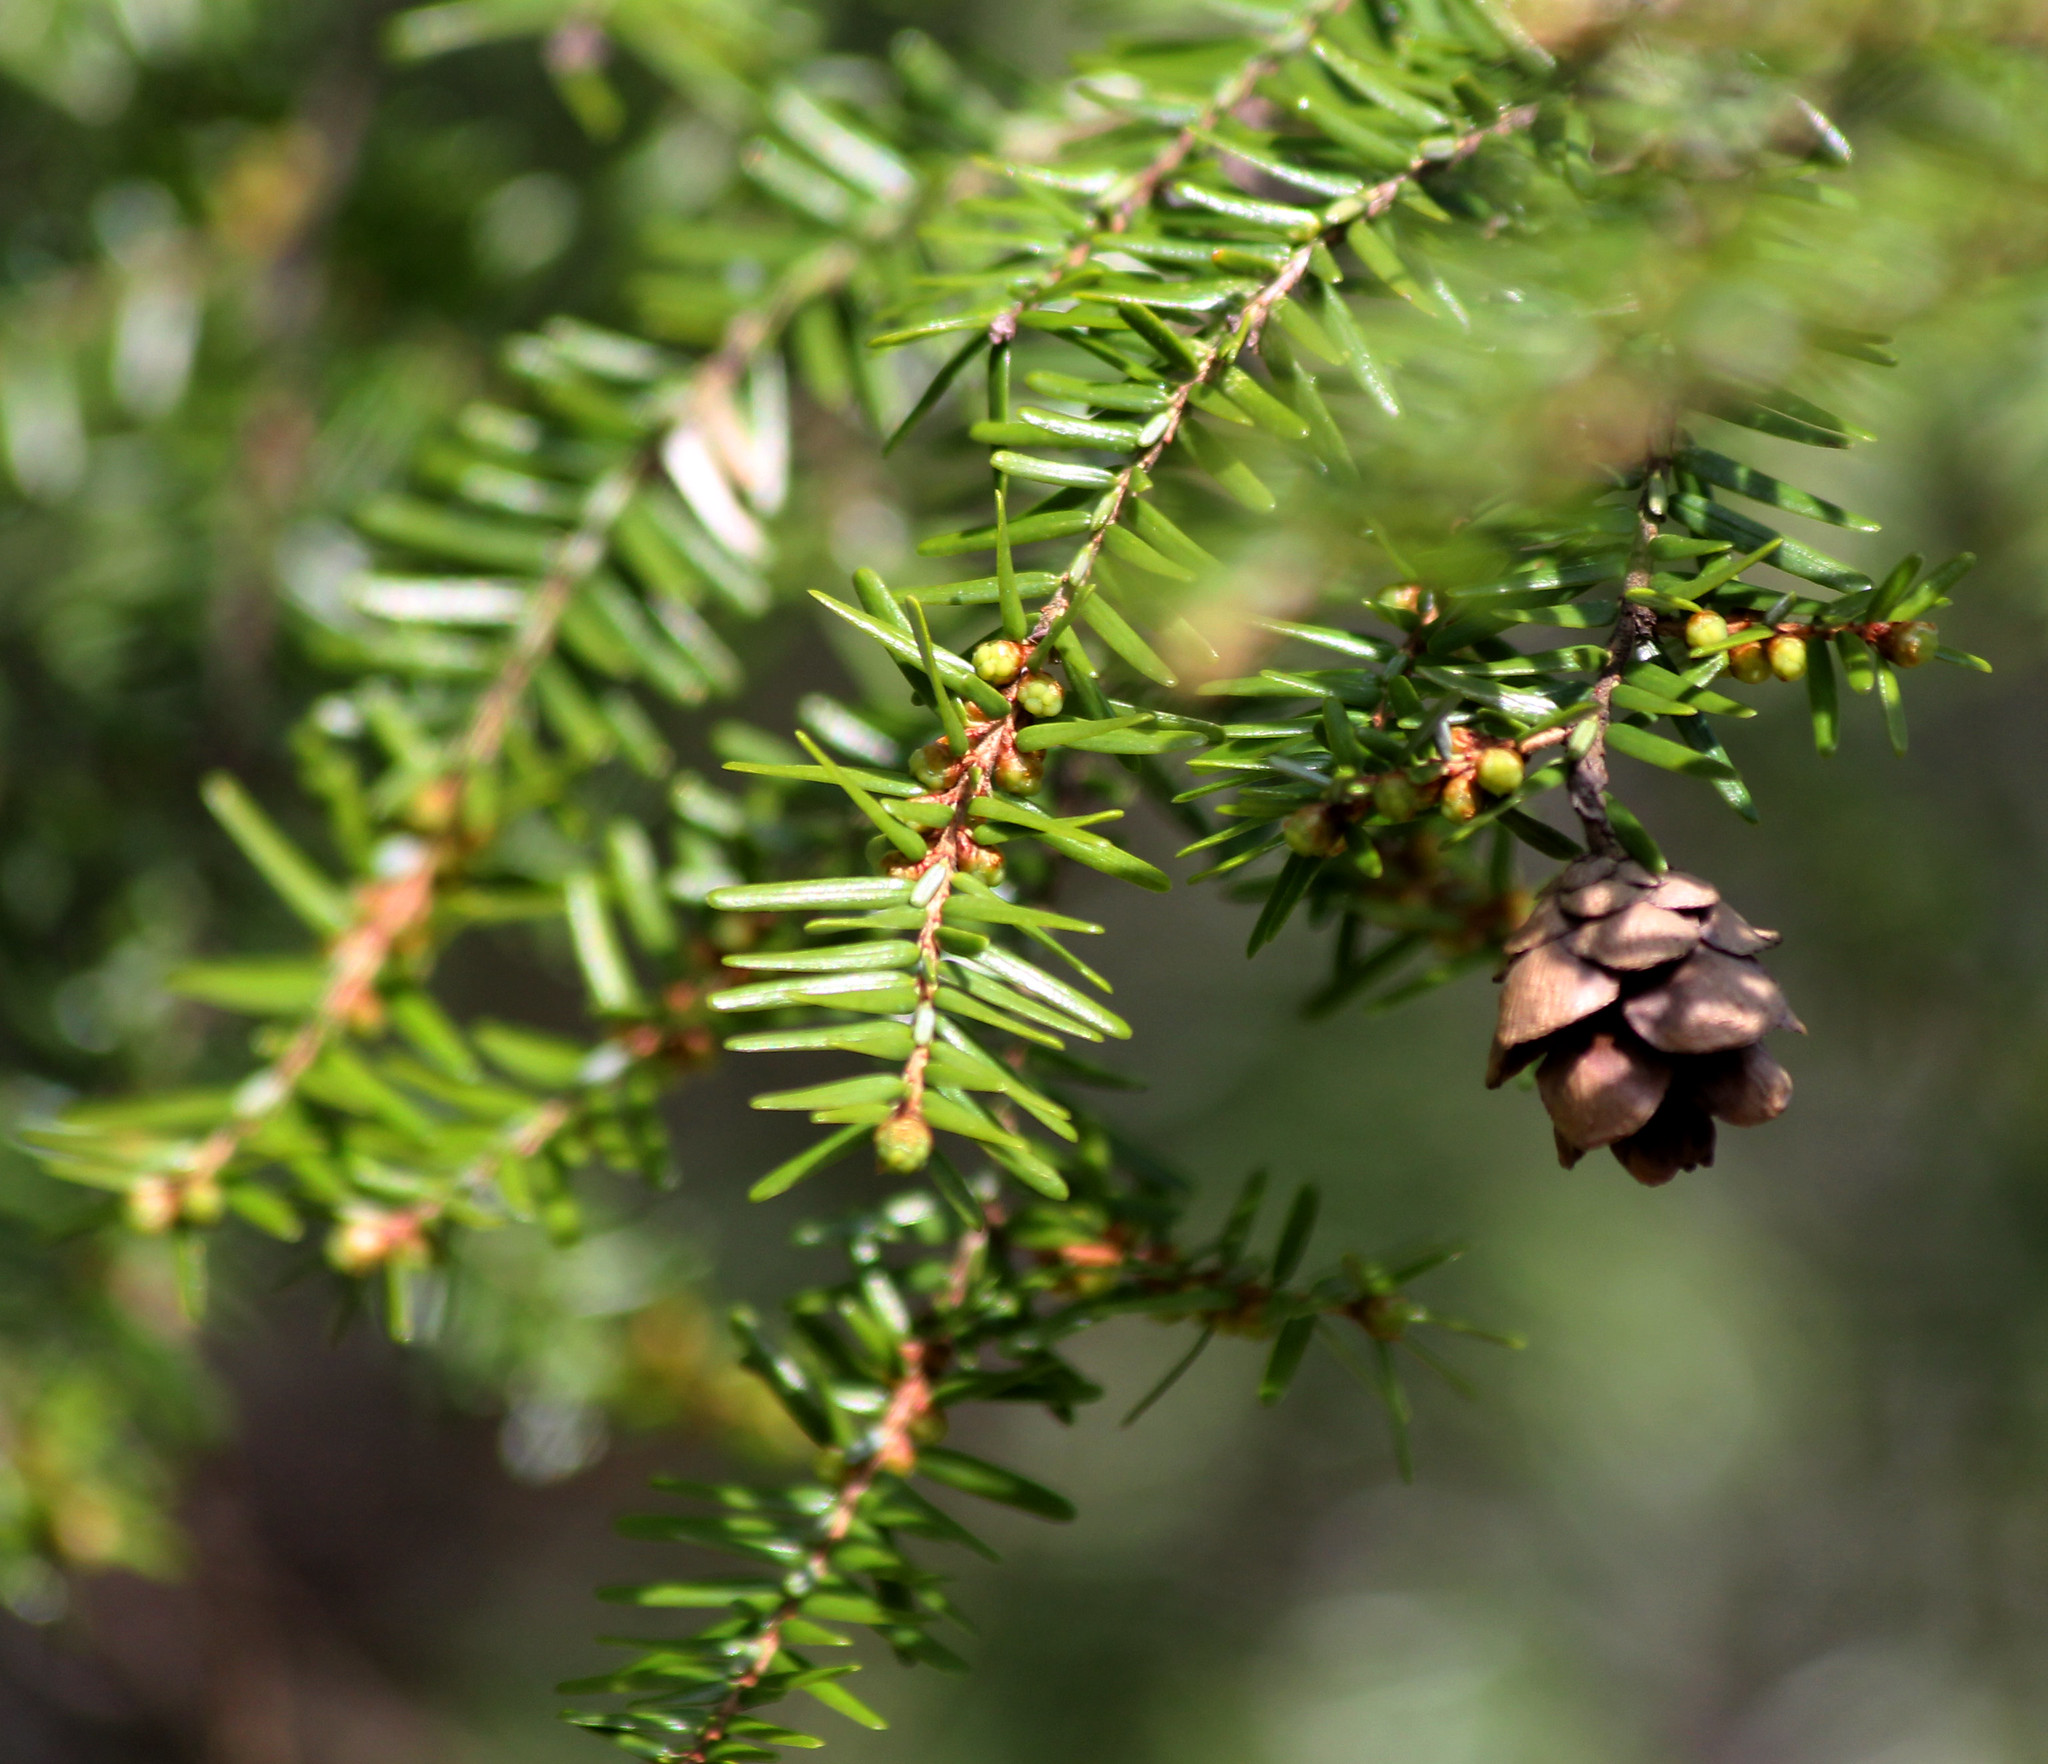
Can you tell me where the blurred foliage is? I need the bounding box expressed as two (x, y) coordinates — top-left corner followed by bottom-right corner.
(0, 0), (823, 1613)
(7, 1), (2048, 1762)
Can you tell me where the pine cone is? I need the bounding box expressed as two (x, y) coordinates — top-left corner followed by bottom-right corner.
(1485, 855), (1801, 1185)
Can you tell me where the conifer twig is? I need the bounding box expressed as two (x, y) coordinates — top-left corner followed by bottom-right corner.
(174, 250), (861, 1200)
(1026, 103), (1540, 643)
(986, 0), (1356, 346)
(681, 1227), (987, 1763)
(1570, 448), (1669, 858)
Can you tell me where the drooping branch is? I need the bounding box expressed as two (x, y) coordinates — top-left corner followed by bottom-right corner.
(986, 0), (1357, 347)
(675, 1222), (990, 1764)
(1026, 103), (1541, 641)
(170, 246), (868, 1207)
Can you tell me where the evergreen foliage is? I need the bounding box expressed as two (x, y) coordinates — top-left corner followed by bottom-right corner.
(0, 0), (2038, 1754)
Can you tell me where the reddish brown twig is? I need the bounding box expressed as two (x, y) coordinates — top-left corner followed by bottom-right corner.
(681, 1226), (986, 1763)
(1568, 505), (1658, 859)
(175, 250), (862, 1202)
(1026, 104), (1540, 644)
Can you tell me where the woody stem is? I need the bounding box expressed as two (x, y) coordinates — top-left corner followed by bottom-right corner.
(1570, 501), (1661, 859)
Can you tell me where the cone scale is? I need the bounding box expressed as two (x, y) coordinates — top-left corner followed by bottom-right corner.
(1487, 856), (1800, 1184)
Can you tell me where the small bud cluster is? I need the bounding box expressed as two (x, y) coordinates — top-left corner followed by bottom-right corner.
(874, 1111), (934, 1174)
(958, 841), (1005, 881)
(993, 749), (1044, 796)
(1294, 728), (1531, 856)
(1429, 729), (1530, 824)
(1686, 612), (1938, 679)
(123, 1173), (225, 1234)
(970, 638), (1027, 685)
(1016, 671), (1064, 719)
(1374, 772), (1420, 822)
(866, 612), (1083, 1175)
(1875, 620), (1936, 667)
(1475, 746), (1526, 797)
(885, 619), (1078, 897)
(326, 1206), (432, 1275)
(1283, 803), (1347, 858)
(883, 834), (1005, 885)
(1358, 1291), (1416, 1342)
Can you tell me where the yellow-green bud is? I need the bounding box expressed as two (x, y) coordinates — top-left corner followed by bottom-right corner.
(1361, 1292), (1414, 1342)
(1282, 805), (1344, 858)
(875, 1112), (933, 1174)
(124, 1177), (180, 1235)
(972, 638), (1028, 686)
(179, 1175), (225, 1227)
(1440, 775), (1478, 822)
(993, 750), (1045, 796)
(1015, 671), (1065, 719)
(910, 740), (953, 789)
(328, 1213), (392, 1276)
(874, 1433), (919, 1476)
(1728, 641), (1771, 685)
(1767, 634), (1808, 682)
(1475, 747), (1525, 797)
(1880, 620), (1936, 667)
(1372, 773), (1420, 822)
(960, 842), (1006, 883)
(1685, 609), (1729, 651)
(405, 777), (460, 834)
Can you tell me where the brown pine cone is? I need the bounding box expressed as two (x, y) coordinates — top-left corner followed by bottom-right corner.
(1485, 855), (1801, 1185)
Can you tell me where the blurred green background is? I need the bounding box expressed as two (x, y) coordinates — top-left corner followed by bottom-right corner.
(7, 1), (2048, 1760)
